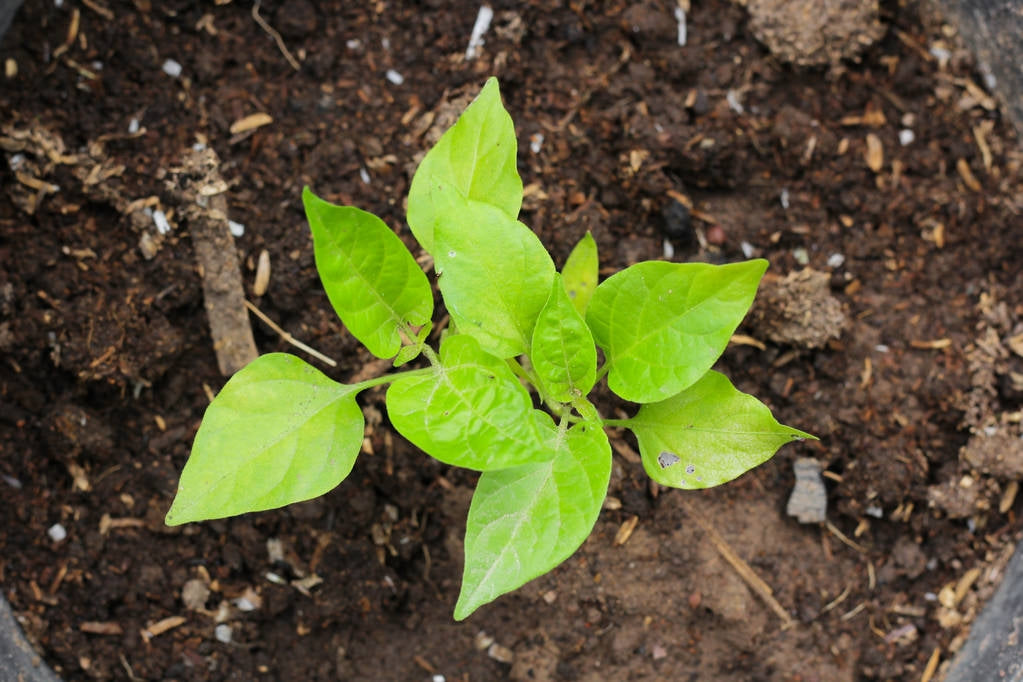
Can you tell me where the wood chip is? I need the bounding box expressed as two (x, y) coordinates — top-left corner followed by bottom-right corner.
(956, 158), (982, 191)
(953, 567), (981, 606)
(141, 615), (186, 641)
(910, 338), (951, 350)
(80, 621), (123, 635)
(1000, 480), (1018, 513)
(253, 249), (271, 296)
(920, 647), (941, 682)
(864, 133), (883, 172)
(1006, 333), (1023, 358)
(229, 113), (273, 135)
(614, 515), (639, 546)
(730, 333), (766, 350)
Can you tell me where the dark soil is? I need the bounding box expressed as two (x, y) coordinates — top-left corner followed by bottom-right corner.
(2, 1), (1022, 680)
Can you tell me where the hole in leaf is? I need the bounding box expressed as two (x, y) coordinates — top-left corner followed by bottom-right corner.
(657, 451), (681, 469)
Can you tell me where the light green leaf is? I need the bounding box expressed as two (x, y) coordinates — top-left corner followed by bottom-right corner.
(561, 231), (598, 315)
(586, 259), (768, 403)
(166, 353), (364, 525)
(407, 77), (522, 253)
(455, 419), (611, 619)
(385, 334), (547, 470)
(433, 200), (554, 358)
(530, 274), (597, 402)
(303, 187), (432, 361)
(628, 370), (814, 490)
(392, 321), (433, 368)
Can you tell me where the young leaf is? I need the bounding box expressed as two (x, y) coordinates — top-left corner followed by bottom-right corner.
(530, 274), (597, 402)
(561, 231), (598, 315)
(627, 370), (814, 490)
(407, 77), (522, 253)
(455, 418), (611, 619)
(165, 353), (364, 526)
(303, 188), (433, 361)
(432, 199), (554, 358)
(385, 334), (548, 470)
(586, 259), (768, 403)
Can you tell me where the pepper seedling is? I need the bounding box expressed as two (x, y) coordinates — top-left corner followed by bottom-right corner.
(165, 77), (813, 619)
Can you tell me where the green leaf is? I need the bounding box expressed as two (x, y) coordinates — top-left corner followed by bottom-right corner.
(455, 419), (611, 619)
(433, 200), (554, 358)
(385, 334), (547, 470)
(166, 353), (364, 525)
(561, 231), (598, 315)
(530, 274), (597, 402)
(392, 321), (433, 368)
(586, 259), (768, 403)
(407, 77), (522, 253)
(628, 370), (814, 490)
(303, 187), (433, 361)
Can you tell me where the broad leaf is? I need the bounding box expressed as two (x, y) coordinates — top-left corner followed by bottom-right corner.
(530, 274), (597, 402)
(628, 370), (814, 489)
(586, 259), (768, 403)
(407, 77), (522, 253)
(166, 353), (364, 525)
(385, 334), (547, 470)
(433, 200), (554, 358)
(455, 418), (611, 619)
(561, 231), (598, 315)
(303, 188), (433, 361)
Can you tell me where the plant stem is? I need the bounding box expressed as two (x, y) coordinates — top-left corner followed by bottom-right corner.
(601, 418), (631, 429)
(595, 362), (610, 383)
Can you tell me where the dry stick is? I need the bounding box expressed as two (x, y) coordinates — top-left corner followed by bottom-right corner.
(244, 300), (337, 367)
(685, 506), (795, 628)
(173, 148), (258, 376)
(251, 0), (301, 71)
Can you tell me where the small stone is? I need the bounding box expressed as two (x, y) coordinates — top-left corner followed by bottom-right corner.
(162, 59), (183, 78)
(214, 624), (232, 643)
(660, 198), (693, 243)
(706, 224), (726, 246)
(786, 458), (828, 523)
(651, 643), (667, 660)
(181, 579), (211, 610)
(48, 523), (67, 542)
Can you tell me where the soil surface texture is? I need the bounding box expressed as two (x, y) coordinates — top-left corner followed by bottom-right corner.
(1, 1), (1022, 680)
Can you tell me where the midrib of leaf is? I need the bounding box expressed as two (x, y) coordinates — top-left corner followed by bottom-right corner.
(427, 361), (541, 456)
(326, 229), (419, 332)
(467, 460), (559, 601)
(612, 279), (726, 362)
(195, 383), (356, 498)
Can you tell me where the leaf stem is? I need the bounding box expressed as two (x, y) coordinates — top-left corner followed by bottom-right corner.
(595, 361), (610, 383)
(351, 366), (434, 392)
(601, 418), (632, 429)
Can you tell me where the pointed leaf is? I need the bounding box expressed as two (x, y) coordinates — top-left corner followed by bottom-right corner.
(385, 335), (547, 470)
(586, 259), (768, 403)
(166, 353), (364, 525)
(561, 231), (598, 315)
(407, 77), (522, 253)
(530, 274), (597, 402)
(433, 200), (554, 358)
(455, 419), (611, 619)
(628, 370), (814, 489)
(303, 187), (432, 360)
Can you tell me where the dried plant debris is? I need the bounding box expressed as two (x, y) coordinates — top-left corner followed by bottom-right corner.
(738, 0), (885, 66)
(750, 267), (848, 349)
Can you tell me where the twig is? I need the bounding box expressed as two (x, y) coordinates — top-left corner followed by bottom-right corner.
(920, 647), (941, 682)
(251, 0), (301, 71)
(244, 300), (337, 367)
(686, 507), (794, 628)
(825, 520), (867, 554)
